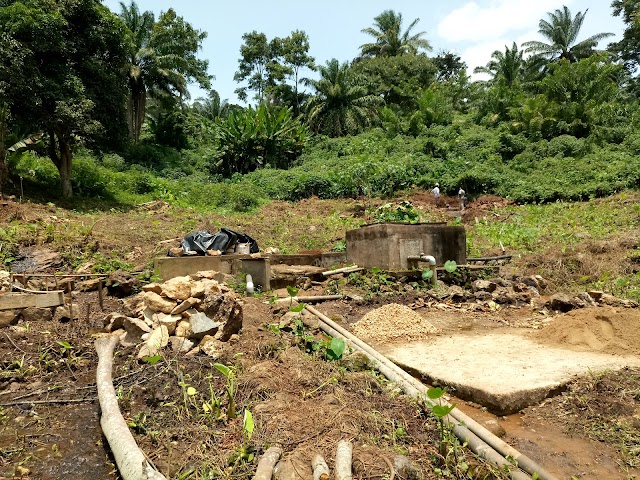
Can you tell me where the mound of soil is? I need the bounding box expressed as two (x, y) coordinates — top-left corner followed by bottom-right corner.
(533, 307), (640, 355)
(352, 303), (436, 343)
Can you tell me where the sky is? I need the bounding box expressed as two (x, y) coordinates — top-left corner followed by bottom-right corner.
(102, 0), (626, 104)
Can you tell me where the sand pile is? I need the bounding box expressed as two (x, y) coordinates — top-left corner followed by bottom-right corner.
(533, 306), (640, 355)
(352, 303), (437, 343)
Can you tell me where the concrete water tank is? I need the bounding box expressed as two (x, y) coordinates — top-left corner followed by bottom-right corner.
(346, 223), (466, 270)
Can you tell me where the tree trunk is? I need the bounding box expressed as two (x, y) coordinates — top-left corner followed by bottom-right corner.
(128, 81), (147, 144)
(57, 134), (73, 198)
(95, 334), (167, 480)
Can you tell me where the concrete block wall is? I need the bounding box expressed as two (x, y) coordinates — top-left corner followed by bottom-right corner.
(345, 223), (466, 270)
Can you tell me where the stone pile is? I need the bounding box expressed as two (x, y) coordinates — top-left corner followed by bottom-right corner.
(104, 271), (243, 359)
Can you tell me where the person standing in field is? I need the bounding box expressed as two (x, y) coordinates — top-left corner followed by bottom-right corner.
(431, 183), (441, 207)
(458, 187), (466, 209)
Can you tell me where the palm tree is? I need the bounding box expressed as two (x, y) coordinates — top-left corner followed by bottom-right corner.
(522, 6), (613, 63)
(360, 10), (431, 58)
(192, 90), (232, 120)
(474, 43), (527, 87)
(304, 59), (382, 136)
(119, 1), (209, 143)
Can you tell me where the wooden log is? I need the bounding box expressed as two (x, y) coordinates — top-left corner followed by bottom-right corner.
(322, 266), (362, 277)
(335, 440), (353, 480)
(254, 446), (283, 480)
(312, 454), (330, 480)
(95, 334), (166, 480)
(466, 255), (512, 262)
(0, 291), (64, 310)
(275, 295), (343, 304)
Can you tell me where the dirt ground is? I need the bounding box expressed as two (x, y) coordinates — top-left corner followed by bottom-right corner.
(2, 193), (640, 480)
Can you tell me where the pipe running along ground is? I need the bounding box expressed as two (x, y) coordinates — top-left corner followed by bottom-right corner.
(305, 305), (558, 480)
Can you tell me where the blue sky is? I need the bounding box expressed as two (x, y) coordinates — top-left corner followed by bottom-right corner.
(102, 0), (625, 104)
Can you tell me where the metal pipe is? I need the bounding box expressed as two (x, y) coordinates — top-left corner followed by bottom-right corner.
(306, 305), (558, 480)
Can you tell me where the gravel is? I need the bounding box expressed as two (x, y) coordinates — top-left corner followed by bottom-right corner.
(352, 303), (437, 343)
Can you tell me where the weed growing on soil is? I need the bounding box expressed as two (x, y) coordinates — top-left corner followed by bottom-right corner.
(213, 363), (237, 420)
(372, 201), (423, 224)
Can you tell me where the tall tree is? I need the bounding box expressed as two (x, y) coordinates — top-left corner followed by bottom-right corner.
(610, 0), (640, 73)
(360, 10), (431, 58)
(119, 1), (210, 143)
(433, 51), (467, 82)
(0, 0), (129, 198)
(351, 54), (436, 110)
(474, 43), (527, 87)
(234, 31), (283, 103)
(279, 31), (315, 115)
(523, 6), (613, 63)
(305, 59), (382, 136)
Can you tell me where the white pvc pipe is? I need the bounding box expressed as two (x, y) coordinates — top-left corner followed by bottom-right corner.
(306, 306), (557, 480)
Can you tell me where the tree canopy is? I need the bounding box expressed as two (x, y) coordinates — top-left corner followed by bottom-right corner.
(360, 10), (431, 58)
(0, 0), (129, 197)
(523, 6), (614, 62)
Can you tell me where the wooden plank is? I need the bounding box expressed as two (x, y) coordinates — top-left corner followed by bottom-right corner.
(0, 291), (65, 310)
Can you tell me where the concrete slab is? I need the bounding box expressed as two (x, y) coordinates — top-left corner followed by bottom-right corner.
(381, 332), (640, 414)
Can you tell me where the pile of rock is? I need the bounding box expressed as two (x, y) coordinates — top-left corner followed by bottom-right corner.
(104, 271), (243, 359)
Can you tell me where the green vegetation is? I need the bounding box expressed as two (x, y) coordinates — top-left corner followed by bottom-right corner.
(0, 2), (638, 211)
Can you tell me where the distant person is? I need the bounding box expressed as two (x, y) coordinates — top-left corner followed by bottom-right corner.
(458, 187), (466, 209)
(431, 183), (441, 207)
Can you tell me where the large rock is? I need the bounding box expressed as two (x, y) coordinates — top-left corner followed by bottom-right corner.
(171, 297), (201, 315)
(122, 317), (151, 346)
(20, 307), (52, 322)
(342, 351), (371, 372)
(188, 312), (221, 339)
(161, 276), (194, 301)
(104, 312), (127, 332)
(75, 278), (102, 292)
(143, 291), (176, 314)
(106, 270), (140, 298)
(157, 313), (181, 335)
(545, 293), (577, 313)
(142, 283), (163, 294)
(169, 336), (195, 353)
(137, 325), (169, 358)
(472, 280), (498, 293)
(199, 335), (223, 358)
(53, 305), (73, 323)
(175, 320), (191, 338)
(0, 310), (18, 328)
(598, 293), (636, 308)
(199, 293), (243, 341)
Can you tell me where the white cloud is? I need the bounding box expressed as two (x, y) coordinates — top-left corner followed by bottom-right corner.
(437, 0), (575, 43)
(462, 30), (538, 79)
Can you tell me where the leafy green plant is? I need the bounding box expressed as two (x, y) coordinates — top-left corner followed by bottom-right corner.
(372, 200), (422, 224)
(229, 409), (255, 465)
(213, 363), (237, 420)
(325, 337), (346, 361)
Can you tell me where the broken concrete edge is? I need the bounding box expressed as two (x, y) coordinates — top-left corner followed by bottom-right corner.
(394, 360), (568, 416)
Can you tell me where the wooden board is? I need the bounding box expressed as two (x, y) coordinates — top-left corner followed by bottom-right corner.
(0, 291), (65, 310)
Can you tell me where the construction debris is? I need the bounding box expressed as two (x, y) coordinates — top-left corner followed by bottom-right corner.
(104, 271), (243, 359)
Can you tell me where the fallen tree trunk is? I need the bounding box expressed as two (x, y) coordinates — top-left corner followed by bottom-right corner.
(335, 440), (352, 480)
(95, 334), (166, 480)
(312, 453), (330, 480)
(254, 446), (283, 480)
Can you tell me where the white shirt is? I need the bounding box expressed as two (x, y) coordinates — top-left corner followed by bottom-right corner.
(432, 187), (440, 197)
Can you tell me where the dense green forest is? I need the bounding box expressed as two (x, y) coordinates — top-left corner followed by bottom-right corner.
(1, 0), (640, 210)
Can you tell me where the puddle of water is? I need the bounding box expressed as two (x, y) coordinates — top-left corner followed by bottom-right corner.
(26, 404), (113, 480)
(456, 402), (639, 480)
